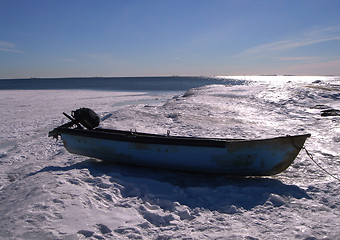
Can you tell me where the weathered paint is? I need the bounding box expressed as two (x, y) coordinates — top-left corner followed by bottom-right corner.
(60, 133), (310, 176)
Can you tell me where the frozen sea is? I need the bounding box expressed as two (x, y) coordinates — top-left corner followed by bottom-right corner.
(0, 76), (339, 240)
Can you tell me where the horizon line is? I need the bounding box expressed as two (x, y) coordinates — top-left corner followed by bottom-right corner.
(1, 74), (339, 80)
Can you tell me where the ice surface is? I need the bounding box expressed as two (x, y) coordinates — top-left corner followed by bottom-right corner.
(0, 77), (339, 239)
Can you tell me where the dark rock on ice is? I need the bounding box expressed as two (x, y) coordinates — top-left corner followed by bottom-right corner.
(311, 104), (331, 109)
(77, 230), (94, 237)
(96, 223), (112, 234)
(321, 109), (340, 116)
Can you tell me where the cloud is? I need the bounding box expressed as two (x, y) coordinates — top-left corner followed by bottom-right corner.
(278, 56), (320, 61)
(239, 26), (340, 57)
(0, 41), (21, 53)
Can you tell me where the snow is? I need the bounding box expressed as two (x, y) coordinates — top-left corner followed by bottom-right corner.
(0, 77), (339, 239)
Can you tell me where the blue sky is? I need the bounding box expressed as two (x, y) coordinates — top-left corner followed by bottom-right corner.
(1, 0), (340, 78)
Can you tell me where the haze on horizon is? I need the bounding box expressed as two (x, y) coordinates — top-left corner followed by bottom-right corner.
(1, 0), (340, 79)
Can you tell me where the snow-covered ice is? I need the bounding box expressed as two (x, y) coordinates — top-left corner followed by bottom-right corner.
(0, 76), (339, 239)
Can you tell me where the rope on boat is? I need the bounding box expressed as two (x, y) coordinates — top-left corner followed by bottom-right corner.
(289, 136), (339, 182)
(302, 146), (340, 182)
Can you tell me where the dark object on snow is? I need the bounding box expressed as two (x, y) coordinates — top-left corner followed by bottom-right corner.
(311, 104), (331, 109)
(321, 109), (340, 117)
(71, 108), (100, 130)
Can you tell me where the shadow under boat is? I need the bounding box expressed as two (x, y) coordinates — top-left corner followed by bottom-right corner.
(31, 158), (311, 211)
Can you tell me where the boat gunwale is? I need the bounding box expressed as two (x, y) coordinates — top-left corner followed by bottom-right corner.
(50, 126), (311, 149)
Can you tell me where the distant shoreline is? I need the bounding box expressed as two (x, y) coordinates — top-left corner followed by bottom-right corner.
(1, 74), (338, 81)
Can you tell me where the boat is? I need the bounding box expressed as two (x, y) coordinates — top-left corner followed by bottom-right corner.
(49, 108), (311, 176)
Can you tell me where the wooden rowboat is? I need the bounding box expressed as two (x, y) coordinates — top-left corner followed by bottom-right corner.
(49, 108), (310, 176)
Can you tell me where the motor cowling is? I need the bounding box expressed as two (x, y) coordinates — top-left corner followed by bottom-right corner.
(72, 108), (100, 130)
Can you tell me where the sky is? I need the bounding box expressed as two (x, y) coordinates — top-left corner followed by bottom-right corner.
(1, 0), (340, 78)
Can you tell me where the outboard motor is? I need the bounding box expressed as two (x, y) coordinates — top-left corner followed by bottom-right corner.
(71, 108), (100, 130)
